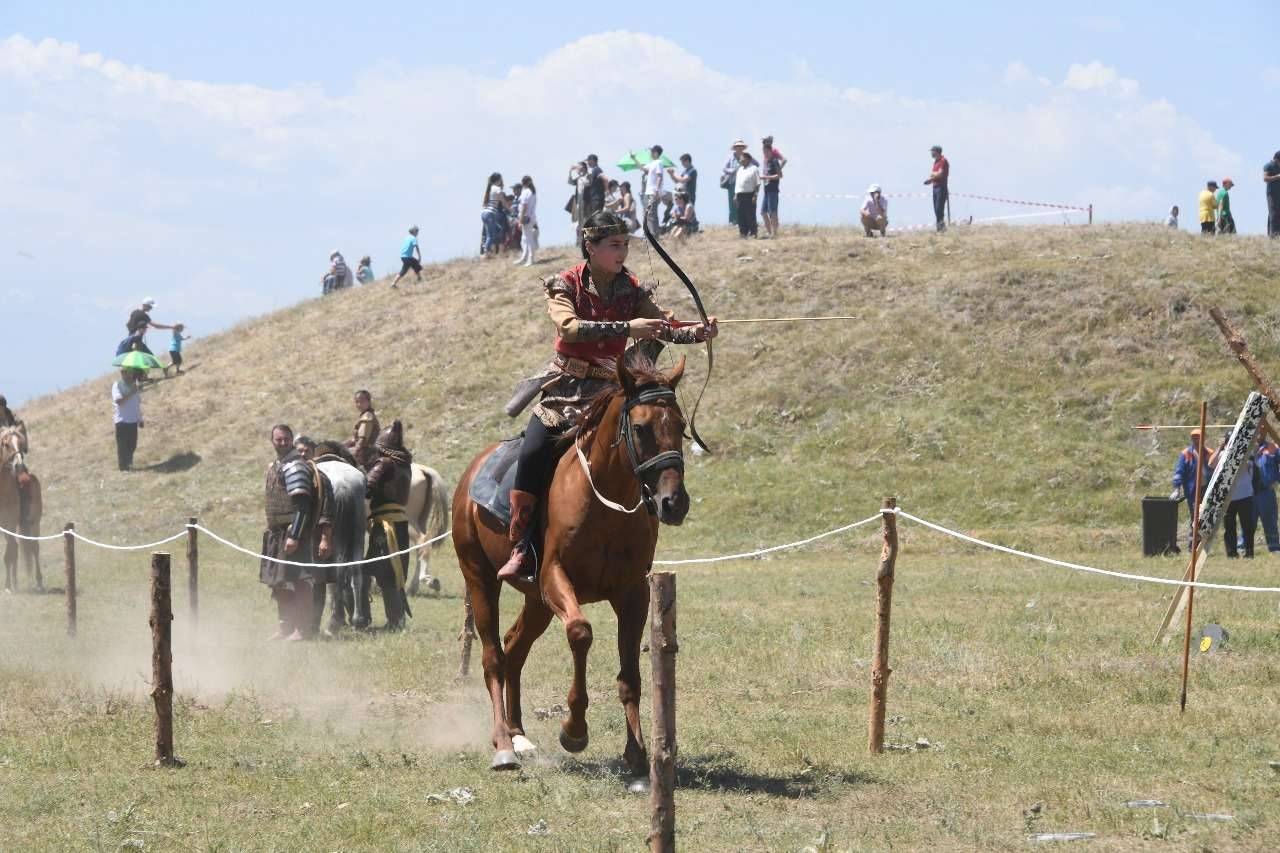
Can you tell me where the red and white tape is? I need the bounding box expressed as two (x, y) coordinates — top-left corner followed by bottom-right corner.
(787, 190), (1088, 212)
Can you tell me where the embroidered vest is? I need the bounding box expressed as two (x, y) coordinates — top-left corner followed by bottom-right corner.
(553, 263), (641, 363)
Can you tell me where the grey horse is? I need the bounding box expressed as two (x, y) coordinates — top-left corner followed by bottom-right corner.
(312, 441), (368, 631)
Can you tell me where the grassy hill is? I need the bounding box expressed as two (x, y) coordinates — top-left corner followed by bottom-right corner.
(18, 223), (1280, 553)
(7, 224), (1280, 851)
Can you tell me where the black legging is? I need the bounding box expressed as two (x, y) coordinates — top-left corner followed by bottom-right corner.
(514, 415), (561, 496)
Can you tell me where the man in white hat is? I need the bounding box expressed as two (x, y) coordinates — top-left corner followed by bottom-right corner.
(860, 185), (889, 237)
(121, 298), (172, 356)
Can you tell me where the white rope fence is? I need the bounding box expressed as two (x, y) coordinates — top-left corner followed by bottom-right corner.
(653, 513), (883, 565)
(894, 509), (1280, 593)
(5, 508), (1280, 592)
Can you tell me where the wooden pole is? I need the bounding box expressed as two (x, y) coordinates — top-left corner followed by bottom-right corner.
(186, 517), (198, 626)
(868, 497), (899, 754)
(1209, 307), (1280, 418)
(1179, 404), (1208, 713)
(648, 571), (677, 853)
(63, 522), (76, 638)
(150, 552), (182, 767)
(1088, 204), (1093, 226)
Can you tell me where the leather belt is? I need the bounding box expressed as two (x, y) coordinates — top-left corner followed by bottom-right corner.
(553, 354), (616, 381)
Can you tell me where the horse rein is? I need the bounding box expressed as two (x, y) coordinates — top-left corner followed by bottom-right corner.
(575, 385), (684, 515)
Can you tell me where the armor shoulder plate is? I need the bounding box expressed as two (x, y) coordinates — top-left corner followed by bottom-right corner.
(282, 458), (316, 497)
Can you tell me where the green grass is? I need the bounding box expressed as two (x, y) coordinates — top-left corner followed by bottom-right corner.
(5, 224), (1280, 850)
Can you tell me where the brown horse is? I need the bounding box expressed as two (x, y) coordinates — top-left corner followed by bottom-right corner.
(1, 426), (43, 592)
(452, 355), (691, 776)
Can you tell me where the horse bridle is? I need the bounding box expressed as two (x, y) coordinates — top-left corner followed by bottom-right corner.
(0, 432), (22, 475)
(575, 384), (685, 515)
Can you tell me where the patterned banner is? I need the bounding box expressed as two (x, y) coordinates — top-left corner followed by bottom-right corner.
(1197, 392), (1266, 543)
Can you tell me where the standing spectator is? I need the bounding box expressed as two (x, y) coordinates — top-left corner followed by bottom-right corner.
(1198, 181), (1218, 234)
(356, 255), (374, 284)
(112, 368), (143, 471)
(923, 145), (950, 232)
(1265, 151), (1280, 237)
(1255, 433), (1280, 553)
(1216, 431), (1256, 557)
(583, 154), (607, 219)
(391, 226), (422, 288)
(345, 389), (380, 469)
(1215, 178), (1236, 234)
(722, 140), (747, 225)
(1166, 205), (1179, 228)
(759, 142), (783, 238)
(733, 149), (761, 238)
(860, 185), (889, 236)
(119, 298), (173, 356)
(673, 153), (698, 206)
(1171, 428), (1213, 549)
(604, 179), (621, 213)
(762, 135), (788, 172)
(635, 145), (672, 236)
(481, 173), (507, 257)
(164, 324), (190, 377)
(516, 175), (539, 267)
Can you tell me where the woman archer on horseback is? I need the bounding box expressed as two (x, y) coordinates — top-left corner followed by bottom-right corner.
(497, 209), (717, 586)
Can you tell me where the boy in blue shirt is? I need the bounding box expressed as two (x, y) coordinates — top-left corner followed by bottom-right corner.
(165, 323), (190, 376)
(391, 225), (423, 288)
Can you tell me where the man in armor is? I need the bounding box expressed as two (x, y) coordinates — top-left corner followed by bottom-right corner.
(362, 420), (413, 631)
(346, 390), (380, 469)
(261, 423), (334, 640)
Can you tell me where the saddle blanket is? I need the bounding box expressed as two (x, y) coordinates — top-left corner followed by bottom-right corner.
(467, 438), (523, 529)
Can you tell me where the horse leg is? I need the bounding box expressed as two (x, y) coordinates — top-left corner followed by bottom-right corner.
(542, 562), (593, 754)
(612, 589), (650, 779)
(502, 600), (553, 752)
(467, 572), (519, 769)
(3, 534), (14, 592)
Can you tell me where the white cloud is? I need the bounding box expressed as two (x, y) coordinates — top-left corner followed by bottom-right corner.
(1063, 61), (1139, 98)
(1004, 61), (1050, 87)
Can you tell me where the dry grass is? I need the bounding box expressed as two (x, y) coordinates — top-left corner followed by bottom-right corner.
(5, 224), (1280, 850)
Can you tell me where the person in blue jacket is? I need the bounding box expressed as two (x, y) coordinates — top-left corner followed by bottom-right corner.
(1171, 428), (1213, 547)
(1254, 433), (1280, 553)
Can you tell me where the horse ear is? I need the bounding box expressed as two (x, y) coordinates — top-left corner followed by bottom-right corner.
(617, 358), (638, 397)
(663, 354), (687, 390)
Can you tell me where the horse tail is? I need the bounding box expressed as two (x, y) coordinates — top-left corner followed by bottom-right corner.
(421, 467), (451, 547)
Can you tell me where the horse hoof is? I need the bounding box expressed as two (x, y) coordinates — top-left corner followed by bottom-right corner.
(626, 777), (651, 795)
(491, 750), (521, 771)
(559, 728), (589, 754)
(512, 734), (537, 755)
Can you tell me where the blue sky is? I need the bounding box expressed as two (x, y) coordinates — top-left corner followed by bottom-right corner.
(3, 1), (1277, 404)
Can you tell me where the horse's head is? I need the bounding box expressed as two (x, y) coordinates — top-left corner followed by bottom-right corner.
(617, 355), (690, 525)
(0, 427), (26, 480)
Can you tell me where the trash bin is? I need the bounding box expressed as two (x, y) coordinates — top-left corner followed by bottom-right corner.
(1142, 496), (1180, 557)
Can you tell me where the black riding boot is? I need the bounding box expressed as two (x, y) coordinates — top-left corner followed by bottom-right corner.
(378, 568), (406, 631)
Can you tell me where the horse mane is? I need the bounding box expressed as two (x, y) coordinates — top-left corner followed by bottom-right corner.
(573, 354), (668, 438)
(312, 440), (360, 468)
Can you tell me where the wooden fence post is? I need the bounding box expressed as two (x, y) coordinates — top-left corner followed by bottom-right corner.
(150, 552), (183, 767)
(186, 517), (198, 626)
(868, 497), (899, 755)
(63, 522), (76, 638)
(648, 571), (677, 853)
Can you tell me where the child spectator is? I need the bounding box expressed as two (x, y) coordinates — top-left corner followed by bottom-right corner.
(356, 256), (375, 284)
(165, 324), (191, 376)
(669, 189), (698, 241)
(392, 225), (423, 288)
(1166, 205), (1179, 228)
